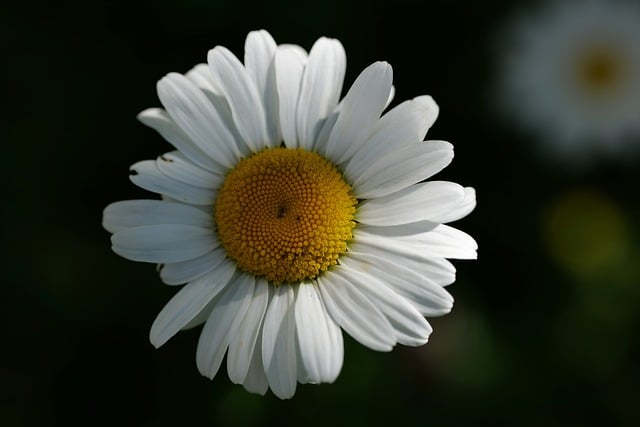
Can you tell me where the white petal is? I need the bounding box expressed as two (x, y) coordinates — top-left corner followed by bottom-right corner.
(185, 64), (251, 157)
(227, 279), (270, 385)
(434, 187), (477, 224)
(385, 85), (396, 108)
(278, 44), (307, 57)
(159, 246), (226, 286)
(208, 46), (269, 151)
(149, 261), (236, 347)
(197, 86), (254, 158)
(295, 283), (343, 383)
(275, 46), (307, 148)
(312, 109), (340, 155)
(196, 273), (255, 379)
(295, 342), (312, 385)
(157, 73), (240, 169)
(103, 199), (212, 234)
(129, 160), (216, 206)
(182, 296), (217, 330)
(352, 229), (462, 286)
(296, 37), (346, 150)
(185, 63), (223, 95)
(357, 181), (466, 226)
(245, 30), (277, 95)
(323, 62), (393, 164)
(410, 224), (478, 260)
(339, 259), (433, 345)
(111, 224), (215, 263)
(242, 334), (269, 395)
(137, 108), (222, 173)
(358, 223), (477, 260)
(358, 221), (439, 237)
(345, 95), (439, 181)
(318, 271), (396, 351)
(262, 285), (297, 399)
(346, 250), (454, 317)
(350, 237), (457, 286)
(353, 140), (454, 199)
(245, 30), (280, 145)
(156, 151), (222, 189)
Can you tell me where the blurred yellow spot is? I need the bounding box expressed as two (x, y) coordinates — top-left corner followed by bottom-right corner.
(574, 46), (627, 95)
(543, 190), (630, 279)
(215, 147), (356, 284)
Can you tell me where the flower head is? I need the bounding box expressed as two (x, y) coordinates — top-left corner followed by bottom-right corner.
(499, 0), (640, 157)
(103, 30), (476, 399)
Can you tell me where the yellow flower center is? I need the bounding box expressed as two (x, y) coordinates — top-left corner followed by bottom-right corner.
(574, 46), (626, 95)
(215, 147), (357, 285)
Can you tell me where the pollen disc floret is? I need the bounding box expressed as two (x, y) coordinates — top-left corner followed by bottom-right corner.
(215, 147), (356, 284)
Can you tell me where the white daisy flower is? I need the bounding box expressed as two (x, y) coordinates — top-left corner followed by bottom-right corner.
(499, 0), (640, 156)
(103, 30), (476, 399)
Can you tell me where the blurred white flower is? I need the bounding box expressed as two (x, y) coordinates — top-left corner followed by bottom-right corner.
(499, 0), (640, 157)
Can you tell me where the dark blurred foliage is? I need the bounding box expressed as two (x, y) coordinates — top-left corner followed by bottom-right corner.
(2, 0), (639, 425)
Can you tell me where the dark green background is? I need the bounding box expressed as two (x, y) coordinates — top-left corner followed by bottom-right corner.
(3, 0), (639, 425)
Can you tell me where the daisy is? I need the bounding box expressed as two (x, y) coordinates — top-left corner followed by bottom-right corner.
(103, 30), (476, 399)
(499, 0), (640, 156)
